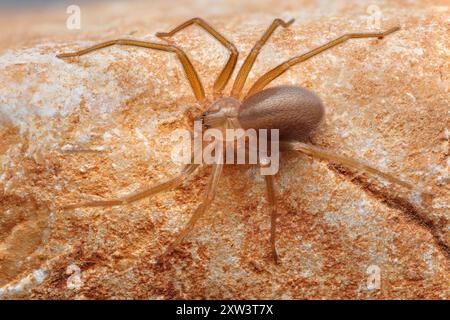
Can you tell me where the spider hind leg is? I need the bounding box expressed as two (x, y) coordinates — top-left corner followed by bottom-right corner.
(62, 164), (199, 210)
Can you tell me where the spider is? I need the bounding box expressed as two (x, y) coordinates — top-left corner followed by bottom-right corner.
(58, 17), (425, 263)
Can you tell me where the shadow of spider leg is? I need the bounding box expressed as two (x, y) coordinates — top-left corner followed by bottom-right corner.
(264, 173), (279, 264)
(62, 164), (199, 209)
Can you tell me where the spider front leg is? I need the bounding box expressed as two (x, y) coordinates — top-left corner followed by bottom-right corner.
(231, 18), (294, 98)
(246, 26), (400, 97)
(263, 170), (279, 264)
(62, 164), (199, 209)
(156, 17), (238, 98)
(57, 39), (206, 102)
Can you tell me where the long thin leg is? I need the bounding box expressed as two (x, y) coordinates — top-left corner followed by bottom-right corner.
(62, 164), (199, 209)
(283, 141), (433, 200)
(264, 174), (279, 263)
(164, 161), (224, 255)
(156, 18), (238, 97)
(231, 18), (294, 98)
(57, 39), (206, 102)
(246, 26), (400, 97)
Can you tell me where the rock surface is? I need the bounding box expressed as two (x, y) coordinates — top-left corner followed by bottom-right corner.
(0, 0), (449, 299)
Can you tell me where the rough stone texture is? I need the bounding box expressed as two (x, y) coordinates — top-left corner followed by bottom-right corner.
(0, 0), (448, 299)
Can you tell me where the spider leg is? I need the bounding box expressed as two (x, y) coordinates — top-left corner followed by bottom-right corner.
(156, 17), (238, 97)
(62, 164), (199, 210)
(283, 141), (433, 202)
(264, 173), (279, 264)
(246, 26), (400, 97)
(231, 18), (294, 98)
(164, 161), (224, 256)
(57, 39), (205, 102)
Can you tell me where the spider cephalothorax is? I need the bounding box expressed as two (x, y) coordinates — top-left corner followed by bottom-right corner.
(201, 97), (241, 128)
(59, 18), (426, 263)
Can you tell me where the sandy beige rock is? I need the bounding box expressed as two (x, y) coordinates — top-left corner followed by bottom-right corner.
(0, 0), (448, 299)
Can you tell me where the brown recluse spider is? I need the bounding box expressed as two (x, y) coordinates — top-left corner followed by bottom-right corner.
(58, 18), (428, 264)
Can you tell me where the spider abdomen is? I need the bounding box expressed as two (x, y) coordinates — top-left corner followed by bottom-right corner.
(238, 85), (325, 141)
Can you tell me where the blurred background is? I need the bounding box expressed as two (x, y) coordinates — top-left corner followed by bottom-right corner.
(0, 0), (399, 53)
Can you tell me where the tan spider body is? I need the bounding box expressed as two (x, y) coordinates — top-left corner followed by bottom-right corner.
(59, 18), (423, 263)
